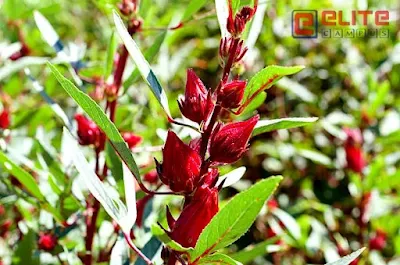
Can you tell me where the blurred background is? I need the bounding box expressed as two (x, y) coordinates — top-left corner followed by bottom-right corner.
(0, 0), (399, 264)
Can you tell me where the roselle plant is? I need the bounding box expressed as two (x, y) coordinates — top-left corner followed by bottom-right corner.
(2, 0), (394, 265)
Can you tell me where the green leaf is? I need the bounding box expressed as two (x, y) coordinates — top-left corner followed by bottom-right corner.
(239, 92), (266, 116)
(198, 253), (243, 265)
(297, 149), (333, 167)
(252, 117), (318, 136)
(182, 0), (208, 21)
(189, 176), (282, 262)
(230, 237), (279, 263)
(368, 80), (390, 117)
(325, 248), (365, 265)
(123, 31), (167, 91)
(113, 11), (172, 119)
(151, 223), (193, 253)
(12, 230), (40, 265)
(239, 65), (305, 113)
(105, 141), (123, 181)
(63, 128), (136, 234)
(0, 151), (45, 201)
(104, 32), (118, 78)
(47, 62), (142, 185)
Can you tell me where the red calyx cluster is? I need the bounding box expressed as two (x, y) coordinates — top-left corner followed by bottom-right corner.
(227, 0), (258, 37)
(0, 109), (10, 130)
(143, 1), (257, 262)
(38, 232), (58, 252)
(343, 128), (366, 173)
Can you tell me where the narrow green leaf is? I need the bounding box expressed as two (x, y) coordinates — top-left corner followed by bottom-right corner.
(190, 176), (282, 262)
(0, 151), (63, 222)
(104, 32), (118, 78)
(0, 151), (45, 201)
(123, 31), (167, 91)
(105, 141), (123, 181)
(63, 128), (136, 234)
(325, 248), (365, 265)
(297, 149), (332, 167)
(12, 230), (40, 265)
(182, 0), (208, 21)
(230, 237), (279, 263)
(239, 92), (266, 116)
(151, 224), (193, 253)
(240, 65), (304, 113)
(252, 117), (318, 136)
(368, 80), (390, 117)
(198, 253), (243, 265)
(113, 11), (172, 119)
(48, 62), (142, 184)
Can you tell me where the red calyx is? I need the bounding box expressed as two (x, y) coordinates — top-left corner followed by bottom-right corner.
(74, 114), (105, 152)
(143, 169), (158, 184)
(122, 132), (142, 149)
(0, 109), (10, 130)
(170, 184), (219, 248)
(157, 131), (202, 193)
(218, 80), (246, 109)
(38, 232), (58, 252)
(209, 115), (259, 164)
(344, 128), (366, 173)
(369, 229), (387, 251)
(178, 69), (214, 125)
(227, 1), (257, 36)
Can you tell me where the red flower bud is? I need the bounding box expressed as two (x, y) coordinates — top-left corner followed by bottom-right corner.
(178, 69), (214, 124)
(38, 232), (57, 251)
(218, 80), (246, 109)
(227, 3), (257, 36)
(344, 128), (366, 173)
(267, 199), (279, 210)
(209, 115), (259, 164)
(122, 132), (142, 149)
(0, 109), (10, 129)
(144, 169), (158, 184)
(74, 114), (105, 151)
(157, 131), (202, 193)
(369, 230), (387, 251)
(170, 184), (219, 247)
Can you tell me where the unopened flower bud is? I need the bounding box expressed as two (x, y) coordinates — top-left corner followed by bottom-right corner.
(38, 232), (57, 252)
(0, 109), (10, 130)
(122, 132), (142, 149)
(344, 128), (366, 173)
(170, 184), (219, 247)
(209, 115), (259, 164)
(178, 69), (214, 124)
(369, 229), (387, 251)
(157, 131), (202, 193)
(227, 4), (257, 36)
(143, 169), (158, 184)
(218, 80), (246, 109)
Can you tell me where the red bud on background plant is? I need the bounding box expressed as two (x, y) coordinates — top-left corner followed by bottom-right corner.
(178, 69), (214, 124)
(156, 131), (202, 193)
(227, 0), (258, 36)
(344, 128), (366, 173)
(218, 80), (246, 109)
(74, 114), (105, 152)
(369, 229), (387, 251)
(38, 232), (58, 251)
(143, 169), (158, 184)
(170, 184), (219, 248)
(209, 115), (259, 164)
(122, 132), (142, 149)
(0, 109), (10, 130)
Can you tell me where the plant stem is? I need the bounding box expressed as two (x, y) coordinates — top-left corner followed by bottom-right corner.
(124, 233), (154, 265)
